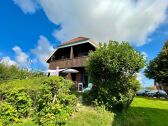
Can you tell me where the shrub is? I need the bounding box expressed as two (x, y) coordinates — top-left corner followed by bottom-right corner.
(4, 90), (33, 118)
(34, 76), (78, 126)
(9, 119), (38, 126)
(0, 63), (44, 83)
(0, 76), (77, 126)
(0, 78), (43, 125)
(0, 77), (77, 125)
(86, 41), (145, 112)
(0, 102), (19, 125)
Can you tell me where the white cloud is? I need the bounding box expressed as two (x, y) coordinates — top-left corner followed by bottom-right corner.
(136, 69), (154, 87)
(38, 0), (168, 46)
(141, 51), (148, 60)
(136, 72), (144, 84)
(13, 0), (39, 14)
(13, 0), (168, 45)
(0, 57), (17, 66)
(31, 35), (54, 67)
(12, 46), (29, 64)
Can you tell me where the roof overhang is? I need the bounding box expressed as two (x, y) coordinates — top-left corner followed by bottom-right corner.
(58, 40), (98, 48)
(46, 40), (98, 63)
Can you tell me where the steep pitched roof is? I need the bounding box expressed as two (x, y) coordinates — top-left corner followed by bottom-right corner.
(61, 37), (89, 46)
(46, 37), (99, 63)
(57, 36), (99, 47)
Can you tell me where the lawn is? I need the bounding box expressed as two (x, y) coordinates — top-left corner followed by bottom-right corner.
(66, 105), (114, 126)
(10, 97), (168, 126)
(66, 97), (168, 126)
(113, 97), (168, 126)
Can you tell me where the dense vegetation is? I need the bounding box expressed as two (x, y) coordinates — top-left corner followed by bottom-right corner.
(0, 63), (43, 83)
(86, 41), (145, 112)
(67, 97), (168, 126)
(3, 97), (168, 126)
(0, 77), (77, 126)
(3, 39), (167, 125)
(145, 40), (168, 93)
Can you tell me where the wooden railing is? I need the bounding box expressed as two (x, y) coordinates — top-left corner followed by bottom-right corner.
(49, 56), (88, 69)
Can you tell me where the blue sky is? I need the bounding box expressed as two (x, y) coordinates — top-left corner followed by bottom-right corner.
(0, 0), (168, 87)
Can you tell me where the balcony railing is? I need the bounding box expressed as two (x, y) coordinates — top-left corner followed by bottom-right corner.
(49, 56), (88, 69)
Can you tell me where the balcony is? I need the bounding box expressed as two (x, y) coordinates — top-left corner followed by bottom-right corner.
(49, 56), (88, 69)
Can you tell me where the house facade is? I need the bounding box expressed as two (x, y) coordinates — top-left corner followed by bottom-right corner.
(46, 37), (98, 88)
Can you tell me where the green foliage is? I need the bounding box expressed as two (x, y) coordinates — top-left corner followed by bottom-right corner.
(0, 102), (19, 125)
(0, 78), (44, 126)
(34, 76), (78, 126)
(0, 78), (43, 92)
(86, 41), (145, 112)
(66, 105), (114, 126)
(113, 97), (168, 126)
(9, 119), (38, 126)
(82, 91), (93, 105)
(5, 90), (33, 118)
(145, 40), (168, 83)
(0, 63), (44, 83)
(0, 76), (77, 126)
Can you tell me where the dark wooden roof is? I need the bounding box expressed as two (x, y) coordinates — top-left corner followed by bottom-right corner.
(57, 37), (99, 47)
(62, 37), (89, 46)
(46, 37), (99, 63)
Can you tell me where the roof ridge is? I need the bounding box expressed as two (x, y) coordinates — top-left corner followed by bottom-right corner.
(61, 37), (89, 45)
(46, 37), (99, 63)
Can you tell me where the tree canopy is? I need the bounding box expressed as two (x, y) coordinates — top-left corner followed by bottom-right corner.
(86, 41), (145, 112)
(145, 40), (168, 83)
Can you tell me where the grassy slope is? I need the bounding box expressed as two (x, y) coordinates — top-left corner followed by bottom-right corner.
(66, 97), (168, 126)
(66, 105), (114, 126)
(113, 97), (168, 126)
(10, 97), (168, 126)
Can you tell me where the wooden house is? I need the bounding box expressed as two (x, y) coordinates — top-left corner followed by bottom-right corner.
(46, 37), (98, 88)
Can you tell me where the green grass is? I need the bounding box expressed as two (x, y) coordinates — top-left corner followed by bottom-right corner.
(113, 97), (168, 126)
(66, 105), (114, 126)
(66, 97), (168, 126)
(9, 97), (168, 126)
(10, 119), (37, 126)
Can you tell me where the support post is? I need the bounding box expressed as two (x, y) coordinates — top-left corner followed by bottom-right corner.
(70, 46), (74, 59)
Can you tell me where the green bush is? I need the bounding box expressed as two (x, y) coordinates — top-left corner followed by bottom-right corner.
(0, 102), (20, 125)
(0, 78), (43, 126)
(5, 90), (33, 118)
(9, 119), (38, 126)
(34, 76), (78, 126)
(86, 41), (145, 112)
(0, 63), (44, 83)
(0, 76), (77, 126)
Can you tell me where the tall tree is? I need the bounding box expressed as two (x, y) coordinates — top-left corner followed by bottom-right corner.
(145, 40), (168, 92)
